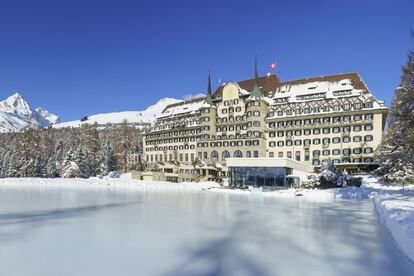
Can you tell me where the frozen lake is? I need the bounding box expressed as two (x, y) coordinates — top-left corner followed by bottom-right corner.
(0, 183), (413, 276)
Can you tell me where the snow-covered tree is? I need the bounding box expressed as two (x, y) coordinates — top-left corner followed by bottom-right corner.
(320, 160), (339, 188)
(301, 174), (320, 189)
(377, 34), (414, 184)
(99, 139), (117, 175)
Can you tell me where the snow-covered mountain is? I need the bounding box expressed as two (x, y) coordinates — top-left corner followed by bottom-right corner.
(54, 97), (182, 129)
(0, 93), (60, 133)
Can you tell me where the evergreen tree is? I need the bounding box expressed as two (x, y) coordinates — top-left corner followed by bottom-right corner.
(99, 139), (117, 175)
(377, 34), (414, 184)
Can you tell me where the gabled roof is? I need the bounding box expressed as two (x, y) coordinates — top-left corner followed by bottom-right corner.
(213, 75), (280, 99)
(160, 97), (206, 117)
(212, 72), (368, 100)
(277, 72), (367, 92)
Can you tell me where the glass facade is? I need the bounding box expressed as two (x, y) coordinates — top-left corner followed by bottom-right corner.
(228, 166), (292, 187)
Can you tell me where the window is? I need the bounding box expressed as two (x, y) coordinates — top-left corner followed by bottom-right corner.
(313, 150), (320, 157)
(269, 152), (274, 158)
(364, 147), (373, 154)
(343, 104), (351, 111)
(313, 138), (321, 145)
(354, 114), (362, 121)
(354, 125), (362, 132)
(222, 150), (230, 160)
(295, 151), (301, 161)
(332, 137), (340, 144)
(304, 129), (311, 135)
(247, 151), (251, 158)
(322, 150), (330, 156)
(269, 141), (276, 147)
(365, 102), (373, 108)
(322, 138), (330, 145)
(295, 140), (302, 146)
(277, 141), (284, 147)
(295, 130), (302, 136)
(313, 159), (320, 166)
(364, 135), (373, 142)
(313, 128), (321, 135)
(211, 150), (218, 161)
(365, 114), (373, 121)
(278, 152), (283, 158)
(304, 139), (311, 146)
(343, 148), (351, 156)
(234, 150), (243, 158)
(333, 127), (340, 133)
(365, 124), (373, 131)
(253, 151), (259, 158)
(332, 149), (340, 155)
(305, 151), (310, 161)
(287, 151), (292, 159)
(286, 140), (293, 146)
(353, 136), (362, 142)
(343, 136), (351, 143)
(323, 128), (330, 134)
(353, 148), (362, 154)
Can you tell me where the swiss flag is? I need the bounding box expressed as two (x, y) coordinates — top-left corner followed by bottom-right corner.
(269, 62), (277, 70)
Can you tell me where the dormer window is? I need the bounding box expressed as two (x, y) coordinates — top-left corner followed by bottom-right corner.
(365, 102), (373, 108)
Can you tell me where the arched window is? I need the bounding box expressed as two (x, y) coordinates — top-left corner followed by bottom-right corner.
(234, 150), (243, 158)
(211, 151), (219, 161)
(222, 150), (230, 161)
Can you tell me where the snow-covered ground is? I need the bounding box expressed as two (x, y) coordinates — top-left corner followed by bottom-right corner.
(0, 177), (413, 275)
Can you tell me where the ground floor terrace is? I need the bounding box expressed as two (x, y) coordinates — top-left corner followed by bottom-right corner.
(226, 158), (313, 189)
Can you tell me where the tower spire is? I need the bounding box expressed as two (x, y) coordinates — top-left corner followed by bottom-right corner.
(249, 56), (262, 101)
(204, 70), (214, 106)
(255, 55), (259, 82)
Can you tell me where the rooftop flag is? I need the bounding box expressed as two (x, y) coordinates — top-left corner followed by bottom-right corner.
(269, 62), (277, 70)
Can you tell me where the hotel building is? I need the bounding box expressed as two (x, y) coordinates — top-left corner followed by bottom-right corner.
(142, 68), (387, 186)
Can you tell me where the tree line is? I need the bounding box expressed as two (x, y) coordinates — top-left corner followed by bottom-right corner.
(0, 121), (141, 178)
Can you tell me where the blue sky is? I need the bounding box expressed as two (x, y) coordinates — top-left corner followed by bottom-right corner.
(0, 0), (412, 121)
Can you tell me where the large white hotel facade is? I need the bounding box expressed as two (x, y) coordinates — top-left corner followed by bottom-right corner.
(142, 69), (387, 187)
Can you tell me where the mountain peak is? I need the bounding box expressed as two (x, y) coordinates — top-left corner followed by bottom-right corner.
(8, 92), (23, 99)
(0, 93), (60, 132)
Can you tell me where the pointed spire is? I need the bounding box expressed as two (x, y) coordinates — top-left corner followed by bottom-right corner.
(208, 71), (212, 97)
(255, 55), (259, 82)
(249, 56), (262, 101)
(204, 70), (214, 106)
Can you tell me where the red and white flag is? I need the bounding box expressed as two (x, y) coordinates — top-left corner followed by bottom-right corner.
(269, 62), (277, 70)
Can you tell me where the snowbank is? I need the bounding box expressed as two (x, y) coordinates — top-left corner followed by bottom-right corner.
(359, 176), (414, 264)
(373, 193), (414, 263)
